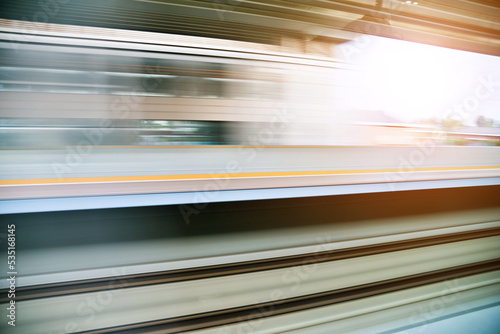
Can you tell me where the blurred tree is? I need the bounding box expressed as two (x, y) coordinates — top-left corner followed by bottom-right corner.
(441, 117), (462, 131)
(476, 115), (494, 127)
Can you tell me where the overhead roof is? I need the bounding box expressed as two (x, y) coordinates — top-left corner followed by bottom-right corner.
(2, 0), (499, 56)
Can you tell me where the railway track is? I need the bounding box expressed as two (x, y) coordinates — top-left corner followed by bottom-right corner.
(1, 218), (499, 333)
(3, 224), (500, 303)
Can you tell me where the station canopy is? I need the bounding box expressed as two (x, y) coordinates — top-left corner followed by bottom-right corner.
(1, 0), (499, 56)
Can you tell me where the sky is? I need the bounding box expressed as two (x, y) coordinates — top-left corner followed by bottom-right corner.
(335, 35), (500, 125)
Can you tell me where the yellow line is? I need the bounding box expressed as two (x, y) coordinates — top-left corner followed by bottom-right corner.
(1, 166), (500, 186)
